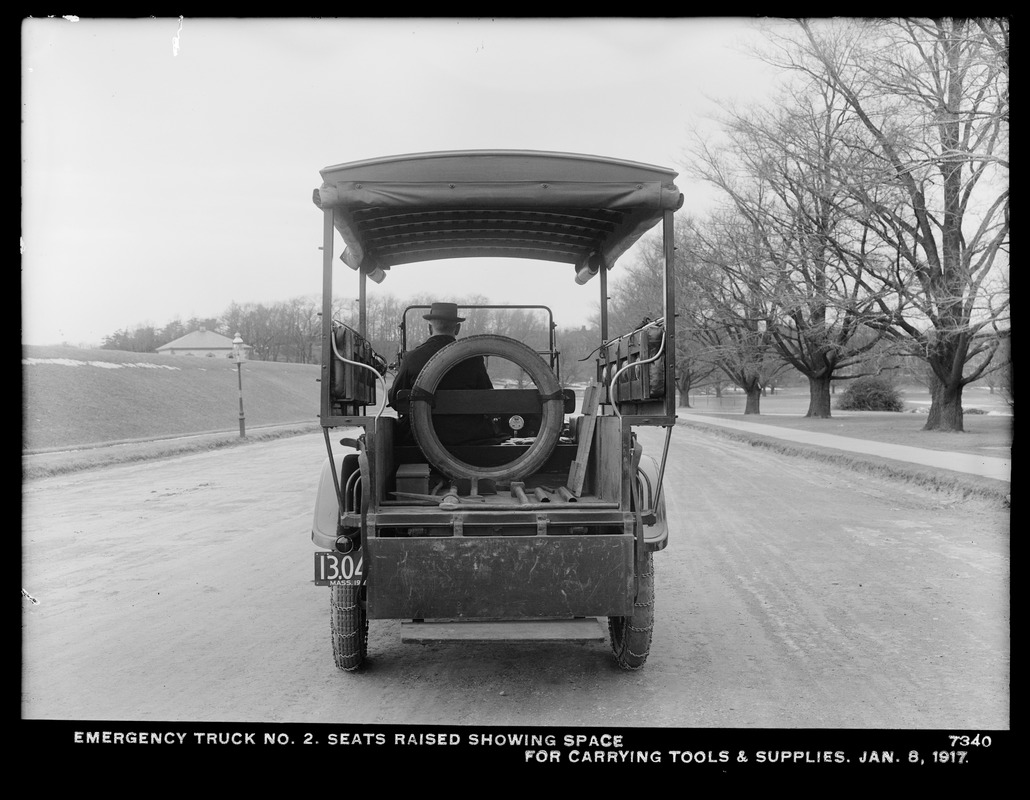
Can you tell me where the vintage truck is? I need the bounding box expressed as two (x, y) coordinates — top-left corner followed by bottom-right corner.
(310, 150), (681, 670)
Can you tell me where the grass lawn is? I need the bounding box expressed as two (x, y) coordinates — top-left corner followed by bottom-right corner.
(681, 386), (1012, 459)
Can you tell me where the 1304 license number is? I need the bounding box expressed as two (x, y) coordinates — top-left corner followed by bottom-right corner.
(314, 551), (364, 585)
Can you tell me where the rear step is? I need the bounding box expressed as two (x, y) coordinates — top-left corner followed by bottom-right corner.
(400, 618), (607, 644)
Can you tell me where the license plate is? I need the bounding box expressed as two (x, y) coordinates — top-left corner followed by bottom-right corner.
(314, 551), (364, 586)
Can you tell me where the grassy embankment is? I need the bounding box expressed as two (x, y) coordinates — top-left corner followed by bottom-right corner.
(23, 346), (1012, 503)
(22, 345), (325, 478)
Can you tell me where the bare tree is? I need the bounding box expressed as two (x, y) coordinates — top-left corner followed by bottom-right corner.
(610, 227), (721, 407)
(687, 75), (911, 417)
(554, 324), (601, 386)
(767, 18), (1010, 430)
(272, 295), (319, 364)
(685, 221), (792, 414)
(601, 220), (721, 405)
(222, 301), (281, 361)
(609, 218), (788, 415)
(100, 325), (160, 353)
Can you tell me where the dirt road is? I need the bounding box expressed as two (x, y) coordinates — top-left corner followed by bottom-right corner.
(22, 427), (1008, 728)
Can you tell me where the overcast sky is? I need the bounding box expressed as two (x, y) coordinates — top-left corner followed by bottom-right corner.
(22, 16), (789, 346)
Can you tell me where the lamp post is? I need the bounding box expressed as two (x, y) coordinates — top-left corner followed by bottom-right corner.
(232, 332), (246, 438)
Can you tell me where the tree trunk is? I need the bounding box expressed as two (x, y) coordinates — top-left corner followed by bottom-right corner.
(805, 375), (833, 418)
(744, 386), (762, 415)
(924, 375), (965, 432)
(677, 376), (692, 408)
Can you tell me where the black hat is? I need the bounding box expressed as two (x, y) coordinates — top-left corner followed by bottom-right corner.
(423, 302), (465, 322)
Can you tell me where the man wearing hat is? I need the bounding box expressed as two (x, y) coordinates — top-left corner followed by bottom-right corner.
(388, 302), (495, 445)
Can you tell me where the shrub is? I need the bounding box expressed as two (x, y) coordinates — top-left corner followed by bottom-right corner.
(836, 376), (904, 412)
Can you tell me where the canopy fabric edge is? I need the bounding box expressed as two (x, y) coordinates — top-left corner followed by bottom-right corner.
(311, 150), (683, 279)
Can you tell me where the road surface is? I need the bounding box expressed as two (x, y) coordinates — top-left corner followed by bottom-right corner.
(22, 427), (1009, 729)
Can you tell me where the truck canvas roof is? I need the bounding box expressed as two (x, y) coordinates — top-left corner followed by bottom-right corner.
(312, 149), (683, 282)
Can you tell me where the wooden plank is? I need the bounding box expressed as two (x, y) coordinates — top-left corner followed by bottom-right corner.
(567, 381), (601, 496)
(374, 417), (395, 507)
(594, 416), (626, 504)
(399, 618), (607, 643)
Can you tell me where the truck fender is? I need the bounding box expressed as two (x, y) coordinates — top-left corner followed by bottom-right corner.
(311, 443), (360, 549)
(637, 453), (669, 551)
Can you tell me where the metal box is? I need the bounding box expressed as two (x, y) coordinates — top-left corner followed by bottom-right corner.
(395, 463), (431, 496)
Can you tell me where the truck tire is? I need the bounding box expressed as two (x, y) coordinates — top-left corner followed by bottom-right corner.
(330, 582), (368, 671)
(608, 553), (654, 670)
(410, 334), (565, 482)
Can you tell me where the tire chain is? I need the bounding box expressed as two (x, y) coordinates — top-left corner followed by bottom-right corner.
(609, 558), (655, 670)
(330, 588), (368, 671)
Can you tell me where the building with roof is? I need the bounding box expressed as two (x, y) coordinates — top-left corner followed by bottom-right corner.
(156, 327), (252, 359)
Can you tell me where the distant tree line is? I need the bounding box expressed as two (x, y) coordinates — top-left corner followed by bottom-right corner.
(101, 316), (223, 354)
(100, 293), (604, 385)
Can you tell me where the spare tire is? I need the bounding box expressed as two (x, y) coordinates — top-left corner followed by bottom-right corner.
(410, 334), (564, 482)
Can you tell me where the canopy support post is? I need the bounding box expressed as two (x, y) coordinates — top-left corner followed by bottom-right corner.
(320, 208), (335, 423)
(359, 269), (367, 339)
(663, 209), (676, 419)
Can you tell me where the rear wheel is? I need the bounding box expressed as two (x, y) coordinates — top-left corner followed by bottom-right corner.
(608, 553), (654, 670)
(330, 582), (368, 671)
